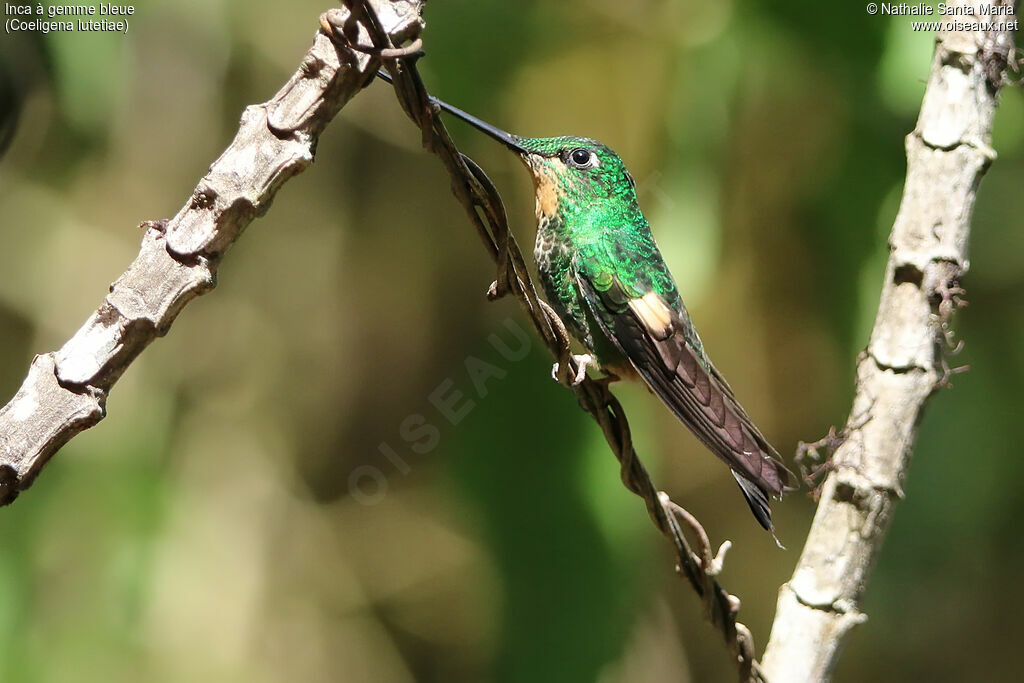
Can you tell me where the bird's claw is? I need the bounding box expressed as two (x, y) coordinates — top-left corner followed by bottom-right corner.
(551, 354), (596, 386)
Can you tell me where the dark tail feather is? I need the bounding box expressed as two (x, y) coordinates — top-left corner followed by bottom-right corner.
(732, 471), (773, 531)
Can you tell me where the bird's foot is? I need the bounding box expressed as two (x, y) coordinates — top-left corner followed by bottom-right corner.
(551, 354), (597, 386)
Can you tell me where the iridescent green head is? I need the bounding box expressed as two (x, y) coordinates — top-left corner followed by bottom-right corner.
(511, 136), (638, 219)
(402, 79), (639, 218)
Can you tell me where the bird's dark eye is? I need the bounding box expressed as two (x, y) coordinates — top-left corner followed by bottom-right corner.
(568, 148), (593, 168)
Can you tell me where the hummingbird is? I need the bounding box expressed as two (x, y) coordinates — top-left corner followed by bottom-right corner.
(378, 72), (794, 531)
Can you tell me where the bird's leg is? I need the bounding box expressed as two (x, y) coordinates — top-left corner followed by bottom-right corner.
(551, 353), (598, 386)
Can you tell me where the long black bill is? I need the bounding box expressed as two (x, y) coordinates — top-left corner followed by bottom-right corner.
(376, 71), (529, 155)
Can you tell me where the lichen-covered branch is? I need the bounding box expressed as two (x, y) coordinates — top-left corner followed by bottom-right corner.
(761, 4), (1016, 680)
(0, 0), (425, 505)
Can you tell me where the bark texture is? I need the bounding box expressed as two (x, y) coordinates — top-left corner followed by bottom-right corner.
(761, 5), (1015, 681)
(0, 1), (424, 505)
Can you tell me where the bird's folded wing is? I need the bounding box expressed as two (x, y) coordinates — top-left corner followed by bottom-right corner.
(573, 266), (793, 502)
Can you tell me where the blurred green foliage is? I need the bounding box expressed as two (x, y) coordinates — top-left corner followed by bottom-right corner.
(0, 1), (1021, 681)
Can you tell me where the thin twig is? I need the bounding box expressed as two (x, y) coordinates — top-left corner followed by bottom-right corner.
(336, 4), (764, 679)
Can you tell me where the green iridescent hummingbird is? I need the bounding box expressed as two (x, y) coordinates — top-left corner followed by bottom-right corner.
(381, 73), (795, 531)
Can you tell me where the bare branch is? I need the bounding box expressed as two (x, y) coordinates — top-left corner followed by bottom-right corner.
(761, 3), (1016, 680)
(0, 0), (425, 504)
(343, 7), (765, 679)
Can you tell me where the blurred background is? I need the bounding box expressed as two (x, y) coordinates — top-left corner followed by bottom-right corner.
(0, 1), (1021, 681)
